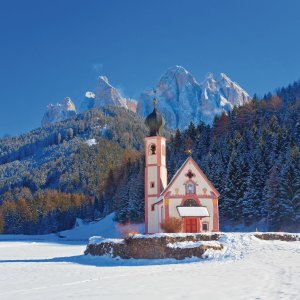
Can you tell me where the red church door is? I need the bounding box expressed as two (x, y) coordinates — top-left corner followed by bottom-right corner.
(185, 218), (198, 233)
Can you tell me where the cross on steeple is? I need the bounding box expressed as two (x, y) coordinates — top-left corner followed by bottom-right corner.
(185, 149), (193, 156)
(153, 97), (157, 108)
(153, 89), (157, 108)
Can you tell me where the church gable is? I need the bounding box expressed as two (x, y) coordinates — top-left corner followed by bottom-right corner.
(162, 157), (219, 198)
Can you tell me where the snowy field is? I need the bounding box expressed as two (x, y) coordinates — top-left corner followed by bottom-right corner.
(0, 217), (299, 300)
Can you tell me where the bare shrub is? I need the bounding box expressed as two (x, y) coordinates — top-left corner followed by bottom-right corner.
(116, 223), (140, 238)
(161, 217), (183, 233)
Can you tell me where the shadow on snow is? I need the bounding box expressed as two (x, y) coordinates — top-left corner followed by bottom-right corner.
(0, 254), (206, 267)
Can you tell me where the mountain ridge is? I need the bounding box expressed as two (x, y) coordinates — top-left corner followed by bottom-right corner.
(42, 66), (251, 129)
(137, 66), (251, 128)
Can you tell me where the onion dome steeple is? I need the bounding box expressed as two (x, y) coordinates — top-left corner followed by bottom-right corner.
(145, 97), (165, 136)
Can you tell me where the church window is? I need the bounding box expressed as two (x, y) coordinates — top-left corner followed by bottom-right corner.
(202, 223), (208, 231)
(150, 181), (155, 188)
(149, 144), (156, 155)
(183, 199), (198, 207)
(186, 182), (195, 194)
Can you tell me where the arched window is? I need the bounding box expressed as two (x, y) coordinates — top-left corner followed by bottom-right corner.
(183, 199), (199, 207)
(149, 144), (156, 155)
(186, 182), (195, 194)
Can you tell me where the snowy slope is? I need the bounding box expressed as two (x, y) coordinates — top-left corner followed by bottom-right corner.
(0, 233), (299, 300)
(0, 214), (144, 243)
(60, 213), (144, 241)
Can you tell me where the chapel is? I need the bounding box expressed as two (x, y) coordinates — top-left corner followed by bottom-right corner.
(144, 99), (220, 234)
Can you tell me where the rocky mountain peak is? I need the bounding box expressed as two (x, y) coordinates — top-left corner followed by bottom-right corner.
(98, 75), (110, 85)
(159, 66), (198, 88)
(42, 97), (77, 127)
(137, 67), (251, 129)
(62, 97), (76, 111)
(42, 66), (251, 129)
(94, 75), (127, 108)
(202, 73), (218, 92)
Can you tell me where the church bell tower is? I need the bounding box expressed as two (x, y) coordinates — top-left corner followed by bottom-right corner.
(144, 98), (168, 234)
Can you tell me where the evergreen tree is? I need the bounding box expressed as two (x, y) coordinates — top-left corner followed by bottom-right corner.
(242, 147), (267, 225)
(278, 147), (300, 231)
(222, 151), (240, 221)
(264, 164), (283, 230)
(187, 122), (197, 140)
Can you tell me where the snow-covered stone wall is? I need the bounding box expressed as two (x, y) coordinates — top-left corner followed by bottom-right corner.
(85, 233), (222, 259)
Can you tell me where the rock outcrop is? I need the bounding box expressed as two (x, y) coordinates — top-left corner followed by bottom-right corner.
(79, 77), (137, 113)
(41, 97), (76, 127)
(80, 91), (96, 112)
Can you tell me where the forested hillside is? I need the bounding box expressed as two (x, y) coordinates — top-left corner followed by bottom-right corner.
(0, 81), (299, 234)
(0, 107), (150, 234)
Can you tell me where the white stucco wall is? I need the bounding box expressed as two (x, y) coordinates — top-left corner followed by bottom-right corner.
(167, 160), (214, 196)
(147, 196), (159, 233)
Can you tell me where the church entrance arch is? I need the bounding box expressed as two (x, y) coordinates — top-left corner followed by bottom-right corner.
(183, 199), (200, 232)
(183, 199), (199, 207)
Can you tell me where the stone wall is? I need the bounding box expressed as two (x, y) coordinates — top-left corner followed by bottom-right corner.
(85, 233), (223, 260)
(254, 233), (300, 242)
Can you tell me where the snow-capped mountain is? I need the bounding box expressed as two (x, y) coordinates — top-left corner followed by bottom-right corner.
(80, 76), (127, 112)
(43, 67), (250, 128)
(79, 76), (137, 113)
(137, 66), (251, 129)
(41, 97), (77, 127)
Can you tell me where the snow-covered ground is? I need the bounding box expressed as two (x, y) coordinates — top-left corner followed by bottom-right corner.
(85, 138), (97, 146)
(0, 216), (299, 300)
(0, 214), (143, 243)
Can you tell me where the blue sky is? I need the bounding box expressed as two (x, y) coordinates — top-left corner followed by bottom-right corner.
(1, 0), (300, 136)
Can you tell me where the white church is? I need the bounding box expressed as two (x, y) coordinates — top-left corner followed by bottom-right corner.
(144, 99), (220, 234)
